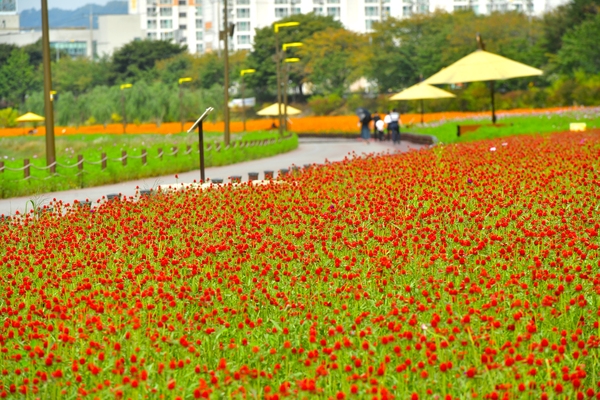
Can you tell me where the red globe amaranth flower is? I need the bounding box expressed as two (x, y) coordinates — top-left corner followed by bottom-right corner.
(0, 131), (598, 397)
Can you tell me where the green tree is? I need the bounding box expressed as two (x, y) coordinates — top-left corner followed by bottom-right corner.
(556, 12), (600, 74)
(56, 91), (79, 126)
(246, 13), (343, 101)
(88, 86), (114, 128)
(53, 56), (111, 95)
(540, 0), (600, 57)
(109, 39), (187, 84)
(0, 49), (36, 107)
(299, 28), (367, 95)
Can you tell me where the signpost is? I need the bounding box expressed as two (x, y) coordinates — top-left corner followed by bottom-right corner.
(188, 107), (214, 183)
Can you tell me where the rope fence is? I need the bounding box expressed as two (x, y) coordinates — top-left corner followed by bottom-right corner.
(0, 137), (284, 183)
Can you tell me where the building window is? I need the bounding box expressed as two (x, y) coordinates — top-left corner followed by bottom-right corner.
(179, 24), (187, 30)
(161, 32), (174, 40)
(237, 8), (250, 18)
(238, 35), (251, 45)
(237, 21), (251, 31)
(196, 6), (202, 15)
(147, 20), (157, 29)
(365, 0), (377, 2)
(403, 5), (412, 15)
(179, 12), (187, 18)
(147, 32), (158, 39)
(292, 7), (301, 14)
(383, 6), (390, 16)
(160, 7), (172, 16)
(51, 41), (87, 57)
(275, 0), (288, 3)
(196, 19), (203, 29)
(237, 0), (250, 3)
(160, 19), (173, 29)
(275, 8), (289, 17)
(178, 0), (187, 4)
(160, 0), (171, 4)
(366, 20), (373, 30)
(327, 6), (340, 16)
(147, 7), (157, 17)
(196, 44), (204, 53)
(365, 6), (378, 16)
(196, 31), (203, 40)
(327, 0), (340, 3)
(313, 6), (324, 14)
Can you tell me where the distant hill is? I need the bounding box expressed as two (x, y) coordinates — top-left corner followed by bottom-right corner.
(19, 1), (128, 30)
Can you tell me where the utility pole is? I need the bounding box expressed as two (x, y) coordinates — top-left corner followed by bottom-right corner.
(41, 0), (56, 174)
(223, 0), (230, 145)
(89, 5), (94, 59)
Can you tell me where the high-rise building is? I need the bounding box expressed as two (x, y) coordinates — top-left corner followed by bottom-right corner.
(128, 0), (553, 55)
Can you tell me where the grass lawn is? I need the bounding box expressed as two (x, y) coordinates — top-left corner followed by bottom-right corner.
(0, 131), (297, 199)
(408, 108), (600, 143)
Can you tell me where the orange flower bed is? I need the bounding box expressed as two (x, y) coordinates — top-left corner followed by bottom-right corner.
(0, 106), (585, 137)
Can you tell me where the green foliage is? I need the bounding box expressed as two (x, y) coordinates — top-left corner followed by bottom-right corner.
(246, 13), (343, 101)
(0, 107), (18, 128)
(109, 39), (187, 84)
(299, 28), (367, 95)
(307, 93), (344, 115)
(0, 49), (37, 107)
(555, 12), (600, 74)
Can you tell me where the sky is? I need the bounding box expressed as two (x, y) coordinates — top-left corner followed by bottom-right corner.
(19, 0), (115, 11)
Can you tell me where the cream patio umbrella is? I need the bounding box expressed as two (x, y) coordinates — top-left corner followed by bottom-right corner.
(257, 103), (302, 130)
(257, 103), (302, 116)
(16, 112), (45, 135)
(423, 48), (543, 123)
(390, 83), (456, 124)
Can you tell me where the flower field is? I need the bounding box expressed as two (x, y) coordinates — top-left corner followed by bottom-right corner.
(0, 131), (599, 399)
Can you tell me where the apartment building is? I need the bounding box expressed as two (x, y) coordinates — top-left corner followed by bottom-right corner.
(129, 0), (553, 55)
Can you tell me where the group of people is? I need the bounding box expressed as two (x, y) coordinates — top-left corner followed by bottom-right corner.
(359, 109), (402, 144)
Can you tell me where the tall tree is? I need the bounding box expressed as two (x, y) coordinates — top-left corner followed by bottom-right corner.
(555, 12), (600, 74)
(109, 39), (187, 84)
(0, 49), (36, 107)
(246, 13), (343, 101)
(299, 28), (367, 95)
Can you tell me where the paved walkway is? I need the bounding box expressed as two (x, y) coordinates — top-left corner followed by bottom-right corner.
(0, 138), (426, 216)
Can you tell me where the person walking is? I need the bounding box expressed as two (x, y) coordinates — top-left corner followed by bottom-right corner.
(372, 112), (381, 140)
(384, 109), (401, 144)
(358, 112), (371, 144)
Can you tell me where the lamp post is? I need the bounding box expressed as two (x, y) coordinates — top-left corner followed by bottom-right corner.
(41, 0), (56, 174)
(240, 69), (256, 132)
(120, 83), (132, 134)
(282, 57), (299, 132)
(178, 77), (192, 132)
(274, 21), (300, 136)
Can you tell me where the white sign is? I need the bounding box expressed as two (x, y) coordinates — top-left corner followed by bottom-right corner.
(228, 97), (256, 108)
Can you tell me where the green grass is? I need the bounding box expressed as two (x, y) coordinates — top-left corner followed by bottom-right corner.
(408, 108), (600, 143)
(0, 131), (298, 199)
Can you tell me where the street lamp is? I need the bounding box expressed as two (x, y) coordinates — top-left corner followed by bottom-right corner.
(178, 77), (192, 132)
(283, 58), (300, 132)
(274, 21), (300, 136)
(120, 83), (132, 134)
(240, 69), (256, 132)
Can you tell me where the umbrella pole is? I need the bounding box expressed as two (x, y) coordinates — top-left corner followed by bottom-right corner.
(490, 80), (496, 124)
(420, 99), (424, 124)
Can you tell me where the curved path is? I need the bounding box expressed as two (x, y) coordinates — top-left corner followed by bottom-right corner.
(0, 138), (426, 216)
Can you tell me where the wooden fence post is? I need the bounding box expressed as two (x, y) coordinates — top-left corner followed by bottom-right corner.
(186, 145), (191, 155)
(122, 150), (127, 167)
(158, 148), (163, 160)
(0, 161), (4, 173)
(101, 153), (107, 170)
(24, 159), (30, 179)
(172, 146), (178, 157)
(142, 149), (147, 165)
